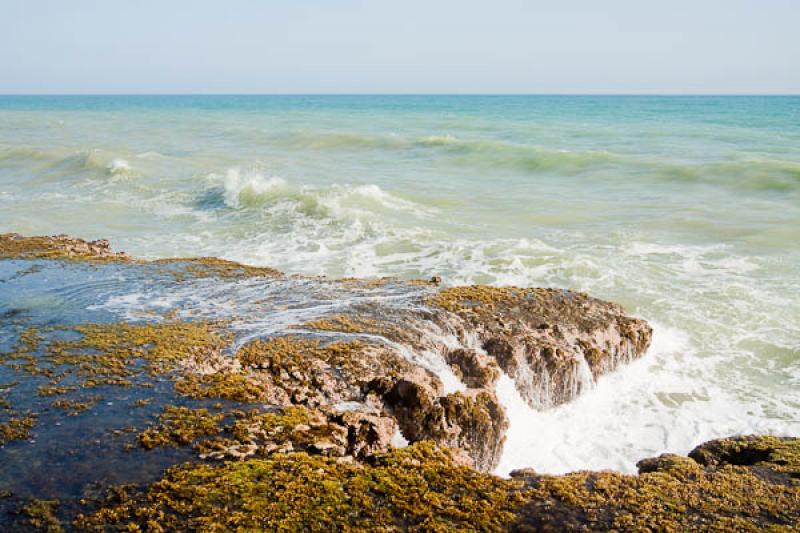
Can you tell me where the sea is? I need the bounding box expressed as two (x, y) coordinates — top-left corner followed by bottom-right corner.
(1, 95), (798, 475)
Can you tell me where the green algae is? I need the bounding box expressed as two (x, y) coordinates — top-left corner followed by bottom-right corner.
(75, 442), (523, 532)
(5, 320), (230, 392)
(50, 395), (102, 416)
(20, 499), (64, 532)
(70, 437), (800, 532)
(0, 414), (36, 446)
(0, 233), (129, 263)
(236, 335), (406, 385)
(302, 314), (388, 334)
(173, 372), (266, 403)
(195, 406), (325, 460)
(513, 437), (800, 532)
(688, 435), (800, 479)
(235, 336), (341, 369)
(154, 257), (281, 280)
(227, 406), (311, 443)
(335, 276), (395, 288)
(138, 406), (223, 450)
(427, 286), (540, 313)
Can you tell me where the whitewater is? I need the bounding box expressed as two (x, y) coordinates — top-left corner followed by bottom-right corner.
(1, 95), (798, 475)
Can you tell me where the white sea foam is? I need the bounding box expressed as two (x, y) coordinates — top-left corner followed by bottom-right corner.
(216, 167), (288, 209)
(107, 159), (132, 176)
(493, 322), (800, 476)
(391, 429), (409, 448)
(210, 167), (433, 220)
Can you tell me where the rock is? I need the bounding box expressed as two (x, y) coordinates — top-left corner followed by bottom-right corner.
(636, 453), (696, 473)
(336, 411), (397, 459)
(688, 435), (800, 480)
(0, 232), (130, 261)
(511, 435), (800, 531)
(378, 378), (507, 471)
(4, 234), (795, 530)
(77, 436), (800, 532)
(446, 348), (500, 389)
(0, 234), (652, 482)
(427, 286), (653, 408)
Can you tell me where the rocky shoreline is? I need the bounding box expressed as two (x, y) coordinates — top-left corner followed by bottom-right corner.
(0, 233), (797, 531)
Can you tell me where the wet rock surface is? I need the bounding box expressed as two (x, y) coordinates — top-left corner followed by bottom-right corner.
(0, 233), (130, 262)
(427, 286), (653, 408)
(1, 234), (793, 531)
(66, 436), (800, 532)
(510, 435), (800, 532)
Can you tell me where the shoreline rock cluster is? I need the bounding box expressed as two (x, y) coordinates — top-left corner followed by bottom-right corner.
(0, 233), (797, 531)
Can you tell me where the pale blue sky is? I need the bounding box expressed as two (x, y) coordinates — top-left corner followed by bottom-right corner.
(2, 0), (798, 94)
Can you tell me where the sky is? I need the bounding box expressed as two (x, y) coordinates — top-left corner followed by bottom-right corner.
(1, 0), (799, 94)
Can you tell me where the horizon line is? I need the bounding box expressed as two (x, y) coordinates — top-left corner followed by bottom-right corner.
(1, 92), (799, 97)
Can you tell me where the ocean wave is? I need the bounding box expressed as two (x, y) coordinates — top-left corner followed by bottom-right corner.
(3, 137), (800, 194)
(280, 131), (408, 151)
(269, 130), (623, 172)
(107, 158), (132, 176)
(0, 145), (53, 164)
(0, 146), (140, 181)
(270, 131), (800, 190)
(208, 167), (436, 221)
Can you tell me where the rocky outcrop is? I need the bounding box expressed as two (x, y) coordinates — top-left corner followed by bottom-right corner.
(0, 232), (130, 261)
(0, 234), (652, 474)
(0, 233), (666, 530)
(193, 406), (398, 462)
(371, 378), (507, 470)
(510, 435), (800, 532)
(427, 286), (653, 408)
(0, 234), (796, 530)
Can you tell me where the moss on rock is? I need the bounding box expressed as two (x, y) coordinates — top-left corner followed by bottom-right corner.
(20, 498), (63, 532)
(154, 257), (281, 280)
(511, 435), (800, 532)
(138, 406), (223, 450)
(173, 372), (266, 403)
(427, 286), (537, 314)
(75, 442), (523, 532)
(0, 415), (36, 446)
(0, 233), (129, 263)
(6, 320), (229, 392)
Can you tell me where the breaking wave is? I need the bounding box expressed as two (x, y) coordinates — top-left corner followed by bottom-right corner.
(209, 167), (436, 220)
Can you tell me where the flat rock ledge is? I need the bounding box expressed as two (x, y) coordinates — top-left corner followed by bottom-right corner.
(3, 235), (794, 530)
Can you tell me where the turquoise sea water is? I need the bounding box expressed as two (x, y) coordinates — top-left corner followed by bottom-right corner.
(1, 95), (798, 474)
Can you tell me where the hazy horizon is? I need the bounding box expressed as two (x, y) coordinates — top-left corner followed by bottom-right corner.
(2, 93), (800, 96)
(2, 0), (799, 95)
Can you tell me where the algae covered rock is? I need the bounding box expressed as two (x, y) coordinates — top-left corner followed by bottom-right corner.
(0, 233), (130, 262)
(74, 436), (800, 532)
(688, 434), (800, 478)
(75, 442), (524, 532)
(428, 286), (653, 408)
(510, 435), (800, 532)
(0, 234), (654, 474)
(378, 378), (507, 471)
